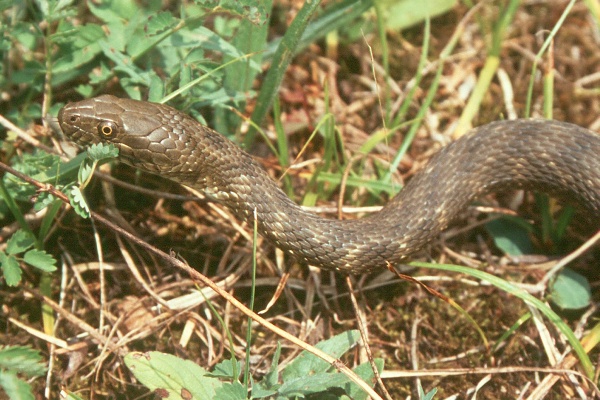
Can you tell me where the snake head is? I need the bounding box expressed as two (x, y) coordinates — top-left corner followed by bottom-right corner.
(58, 95), (196, 176)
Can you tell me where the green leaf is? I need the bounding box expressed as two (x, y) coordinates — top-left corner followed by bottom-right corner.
(146, 11), (179, 35)
(263, 341), (281, 388)
(278, 356), (382, 398)
(251, 342), (281, 398)
(208, 358), (241, 379)
(282, 330), (361, 381)
(344, 359), (384, 400)
(0, 252), (22, 286)
(124, 351), (223, 398)
(88, 143), (119, 161)
(77, 159), (94, 186)
(550, 268), (591, 310)
(5, 230), (35, 255)
(485, 217), (534, 256)
(279, 372), (347, 397)
(87, 0), (139, 22)
(418, 383), (438, 400)
(380, 0), (457, 30)
(213, 381), (247, 399)
(3, 151), (62, 202)
(0, 370), (35, 400)
(68, 186), (90, 219)
(0, 346), (47, 377)
(22, 250), (57, 272)
(52, 24), (105, 75)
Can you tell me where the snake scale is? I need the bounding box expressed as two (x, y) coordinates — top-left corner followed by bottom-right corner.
(58, 95), (600, 273)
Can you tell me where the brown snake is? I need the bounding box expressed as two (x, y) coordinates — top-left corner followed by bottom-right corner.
(58, 95), (600, 274)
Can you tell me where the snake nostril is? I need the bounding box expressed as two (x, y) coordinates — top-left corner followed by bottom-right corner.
(69, 116), (78, 123)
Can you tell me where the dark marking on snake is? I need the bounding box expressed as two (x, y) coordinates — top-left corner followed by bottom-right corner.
(58, 95), (600, 273)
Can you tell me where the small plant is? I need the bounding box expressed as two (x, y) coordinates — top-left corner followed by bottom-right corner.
(124, 330), (383, 399)
(0, 230), (56, 286)
(0, 346), (47, 399)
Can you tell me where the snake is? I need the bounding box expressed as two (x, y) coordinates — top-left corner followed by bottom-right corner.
(58, 95), (600, 274)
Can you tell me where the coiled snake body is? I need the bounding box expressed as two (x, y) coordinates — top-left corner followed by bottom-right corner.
(59, 95), (600, 273)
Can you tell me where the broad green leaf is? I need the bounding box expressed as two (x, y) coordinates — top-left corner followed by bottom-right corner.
(0, 346), (47, 377)
(208, 358), (241, 379)
(87, 0), (139, 22)
(550, 268), (591, 310)
(0, 370), (34, 400)
(146, 11), (179, 35)
(279, 372), (350, 397)
(485, 217), (534, 256)
(22, 250), (57, 272)
(213, 381), (246, 399)
(0, 252), (22, 286)
(124, 351), (223, 398)
(278, 358), (382, 398)
(344, 359), (384, 400)
(52, 24), (104, 74)
(282, 330), (361, 381)
(380, 0), (457, 31)
(5, 230), (35, 255)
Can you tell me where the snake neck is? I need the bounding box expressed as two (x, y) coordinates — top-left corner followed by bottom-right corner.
(183, 120), (600, 274)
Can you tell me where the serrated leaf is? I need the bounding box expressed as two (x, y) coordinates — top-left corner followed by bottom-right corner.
(213, 381), (246, 399)
(22, 250), (57, 272)
(33, 192), (56, 212)
(88, 143), (119, 161)
(146, 11), (179, 35)
(3, 151), (62, 201)
(0, 370), (35, 400)
(0, 346), (47, 377)
(0, 252), (22, 286)
(208, 358), (241, 379)
(124, 351), (222, 398)
(550, 268), (591, 310)
(6, 230), (35, 255)
(68, 186), (90, 218)
(77, 159), (94, 186)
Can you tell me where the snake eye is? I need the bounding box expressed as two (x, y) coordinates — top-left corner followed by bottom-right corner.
(98, 121), (117, 138)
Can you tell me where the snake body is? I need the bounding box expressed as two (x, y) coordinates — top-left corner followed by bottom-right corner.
(58, 95), (600, 273)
